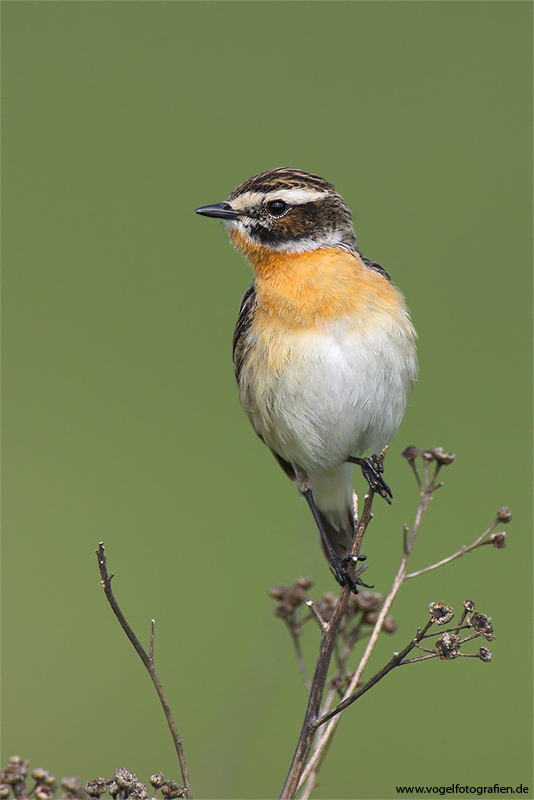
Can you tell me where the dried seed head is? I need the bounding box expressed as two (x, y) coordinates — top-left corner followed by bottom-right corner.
(362, 611), (378, 626)
(468, 612), (494, 639)
(35, 788), (54, 800)
(463, 599), (476, 612)
(489, 532), (507, 549)
(268, 585), (287, 600)
(160, 781), (186, 799)
(149, 774), (165, 790)
(0, 785), (10, 799)
(32, 770), (48, 784)
(284, 585), (307, 607)
(328, 676), (345, 691)
(114, 770), (135, 791)
(2, 757), (29, 786)
(60, 776), (87, 799)
(429, 447), (455, 465)
(382, 615), (398, 634)
(107, 781), (119, 799)
(496, 506), (512, 523)
(428, 601), (455, 625)
(7, 759), (25, 769)
(273, 601), (293, 619)
(129, 783), (148, 800)
(86, 781), (107, 799)
(402, 446), (419, 462)
(421, 450), (435, 462)
(436, 632), (461, 659)
(478, 647), (492, 663)
(356, 591), (383, 612)
(294, 577), (314, 590)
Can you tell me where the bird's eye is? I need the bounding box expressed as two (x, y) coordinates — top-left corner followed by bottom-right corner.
(267, 199), (289, 217)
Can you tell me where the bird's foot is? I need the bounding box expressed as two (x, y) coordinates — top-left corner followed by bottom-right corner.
(330, 554), (374, 595)
(348, 454), (393, 504)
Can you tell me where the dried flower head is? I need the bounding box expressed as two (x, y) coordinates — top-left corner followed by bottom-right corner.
(382, 615), (398, 634)
(35, 787), (55, 800)
(468, 612), (494, 640)
(129, 782), (148, 800)
(463, 599), (476, 612)
(107, 780), (119, 798)
(160, 781), (186, 799)
(478, 647), (492, 663)
(284, 585), (307, 608)
(435, 632), (461, 659)
(273, 600), (293, 619)
(428, 601), (454, 625)
(114, 770), (135, 792)
(328, 676), (345, 692)
(402, 446), (420, 462)
(362, 611), (378, 626)
(496, 506), (512, 523)
(356, 591), (383, 612)
(0, 786), (9, 799)
(86, 781), (107, 799)
(60, 776), (88, 799)
(268, 585), (287, 600)
(429, 447), (455, 465)
(489, 532), (507, 549)
(149, 774), (165, 790)
(294, 577), (314, 590)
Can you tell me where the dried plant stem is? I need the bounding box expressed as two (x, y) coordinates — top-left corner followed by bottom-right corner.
(296, 479), (436, 799)
(405, 520), (498, 579)
(95, 543), (192, 800)
(279, 492), (375, 800)
(286, 621), (312, 693)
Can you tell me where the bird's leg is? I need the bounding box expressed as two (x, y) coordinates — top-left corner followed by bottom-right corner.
(301, 487), (370, 595)
(347, 454), (393, 504)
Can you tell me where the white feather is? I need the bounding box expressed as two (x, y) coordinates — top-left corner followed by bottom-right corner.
(239, 315), (417, 478)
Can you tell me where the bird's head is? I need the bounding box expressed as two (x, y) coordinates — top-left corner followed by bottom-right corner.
(195, 168), (357, 255)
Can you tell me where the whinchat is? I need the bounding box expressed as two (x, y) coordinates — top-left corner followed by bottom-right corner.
(195, 168), (417, 592)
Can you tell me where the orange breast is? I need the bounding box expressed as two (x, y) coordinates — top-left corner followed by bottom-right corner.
(229, 228), (406, 331)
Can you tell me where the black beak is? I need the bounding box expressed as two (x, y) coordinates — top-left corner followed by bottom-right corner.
(194, 203), (241, 220)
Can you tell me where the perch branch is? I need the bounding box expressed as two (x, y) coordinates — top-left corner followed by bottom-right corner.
(279, 490), (376, 800)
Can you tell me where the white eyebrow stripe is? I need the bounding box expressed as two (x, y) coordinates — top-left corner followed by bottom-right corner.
(231, 187), (328, 210)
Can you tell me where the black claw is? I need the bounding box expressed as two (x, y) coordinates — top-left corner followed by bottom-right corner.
(330, 554), (371, 595)
(348, 454), (393, 504)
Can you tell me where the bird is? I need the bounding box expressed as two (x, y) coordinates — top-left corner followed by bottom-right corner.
(195, 168), (417, 593)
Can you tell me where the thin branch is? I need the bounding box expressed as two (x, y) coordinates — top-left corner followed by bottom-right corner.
(279, 491), (376, 800)
(95, 543), (192, 799)
(286, 621), (311, 693)
(305, 599), (328, 632)
(150, 619), (155, 664)
(405, 520), (498, 579)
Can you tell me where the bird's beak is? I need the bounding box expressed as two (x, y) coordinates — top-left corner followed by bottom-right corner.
(194, 203), (241, 220)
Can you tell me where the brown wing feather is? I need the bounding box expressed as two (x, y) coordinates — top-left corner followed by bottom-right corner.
(232, 283), (257, 382)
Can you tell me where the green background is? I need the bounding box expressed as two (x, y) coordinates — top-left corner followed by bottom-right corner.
(2, 2), (532, 799)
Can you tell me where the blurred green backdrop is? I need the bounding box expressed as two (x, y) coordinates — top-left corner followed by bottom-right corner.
(2, 2), (532, 799)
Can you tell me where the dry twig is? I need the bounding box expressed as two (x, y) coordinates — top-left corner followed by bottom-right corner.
(95, 544), (191, 800)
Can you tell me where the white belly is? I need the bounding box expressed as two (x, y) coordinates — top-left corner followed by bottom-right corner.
(239, 317), (417, 476)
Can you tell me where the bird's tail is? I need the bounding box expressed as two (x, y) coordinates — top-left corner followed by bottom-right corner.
(309, 463), (356, 560)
